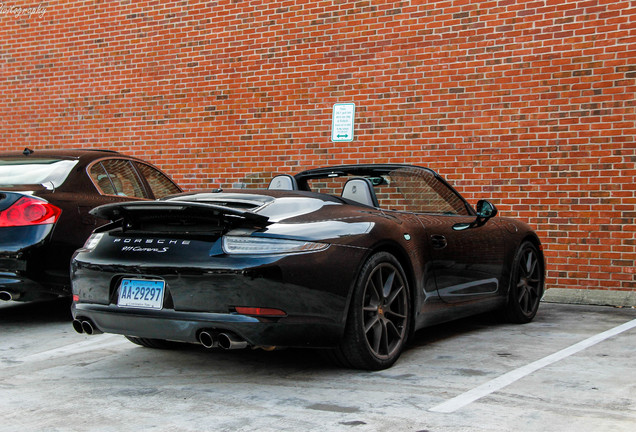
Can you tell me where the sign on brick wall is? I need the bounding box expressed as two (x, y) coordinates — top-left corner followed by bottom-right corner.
(331, 103), (355, 142)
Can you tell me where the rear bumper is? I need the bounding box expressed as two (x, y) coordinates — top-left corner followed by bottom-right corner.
(0, 272), (64, 301)
(71, 243), (368, 347)
(72, 302), (342, 348)
(1, 224), (64, 301)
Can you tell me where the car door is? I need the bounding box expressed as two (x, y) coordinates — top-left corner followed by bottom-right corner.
(388, 167), (506, 304)
(420, 213), (506, 303)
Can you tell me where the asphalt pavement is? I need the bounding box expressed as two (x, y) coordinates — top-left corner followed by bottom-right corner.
(0, 299), (634, 432)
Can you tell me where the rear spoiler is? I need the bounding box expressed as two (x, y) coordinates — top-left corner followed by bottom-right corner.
(90, 200), (270, 228)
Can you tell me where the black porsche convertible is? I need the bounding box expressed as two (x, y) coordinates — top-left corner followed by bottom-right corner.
(71, 164), (545, 370)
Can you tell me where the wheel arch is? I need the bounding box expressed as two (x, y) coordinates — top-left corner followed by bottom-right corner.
(519, 233), (546, 281)
(357, 240), (419, 337)
(502, 233), (545, 296)
(502, 235), (545, 323)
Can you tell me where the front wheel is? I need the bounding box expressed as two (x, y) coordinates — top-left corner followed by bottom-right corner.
(504, 241), (545, 323)
(331, 252), (411, 370)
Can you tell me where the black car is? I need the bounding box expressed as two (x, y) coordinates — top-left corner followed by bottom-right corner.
(71, 164), (544, 370)
(0, 148), (182, 302)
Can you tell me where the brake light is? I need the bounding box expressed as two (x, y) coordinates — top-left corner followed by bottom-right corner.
(0, 197), (62, 227)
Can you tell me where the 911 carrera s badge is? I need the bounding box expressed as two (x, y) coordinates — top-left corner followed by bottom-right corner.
(120, 246), (169, 253)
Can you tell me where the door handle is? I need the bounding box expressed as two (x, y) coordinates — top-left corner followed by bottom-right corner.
(431, 235), (447, 249)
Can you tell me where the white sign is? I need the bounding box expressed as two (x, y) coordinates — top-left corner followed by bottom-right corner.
(331, 103), (355, 142)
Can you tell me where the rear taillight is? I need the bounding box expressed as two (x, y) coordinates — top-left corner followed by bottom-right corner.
(234, 306), (287, 317)
(0, 196), (62, 227)
(82, 233), (104, 251)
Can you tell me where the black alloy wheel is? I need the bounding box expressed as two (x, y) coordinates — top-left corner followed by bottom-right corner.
(505, 241), (544, 323)
(333, 252), (411, 370)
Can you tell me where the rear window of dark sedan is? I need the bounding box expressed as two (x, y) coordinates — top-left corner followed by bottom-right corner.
(0, 158), (78, 188)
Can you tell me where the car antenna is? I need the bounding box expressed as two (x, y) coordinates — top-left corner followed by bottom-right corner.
(23, 147), (34, 156)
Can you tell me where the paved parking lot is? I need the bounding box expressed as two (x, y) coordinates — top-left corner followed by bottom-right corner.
(0, 299), (634, 432)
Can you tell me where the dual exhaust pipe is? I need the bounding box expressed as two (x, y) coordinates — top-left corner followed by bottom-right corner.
(72, 321), (248, 351)
(198, 330), (248, 350)
(72, 318), (103, 335)
(0, 291), (17, 302)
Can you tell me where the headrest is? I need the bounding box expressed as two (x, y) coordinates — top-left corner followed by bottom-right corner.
(341, 177), (379, 207)
(268, 174), (298, 190)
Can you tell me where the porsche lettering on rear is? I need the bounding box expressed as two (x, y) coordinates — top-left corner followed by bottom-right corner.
(113, 238), (191, 246)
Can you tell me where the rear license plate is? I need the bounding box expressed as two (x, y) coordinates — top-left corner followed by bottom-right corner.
(118, 279), (165, 310)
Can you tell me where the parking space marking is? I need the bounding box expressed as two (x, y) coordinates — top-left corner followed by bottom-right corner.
(429, 318), (636, 413)
(17, 334), (122, 364)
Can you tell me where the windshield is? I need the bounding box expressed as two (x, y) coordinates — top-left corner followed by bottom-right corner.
(0, 159), (78, 188)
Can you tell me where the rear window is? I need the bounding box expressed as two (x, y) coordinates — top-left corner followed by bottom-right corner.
(0, 159), (78, 188)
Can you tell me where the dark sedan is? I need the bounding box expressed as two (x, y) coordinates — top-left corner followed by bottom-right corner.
(71, 164), (544, 370)
(0, 148), (182, 302)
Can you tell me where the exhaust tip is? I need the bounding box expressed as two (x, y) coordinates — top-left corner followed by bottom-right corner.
(198, 331), (218, 349)
(0, 291), (13, 302)
(218, 333), (248, 350)
(72, 319), (84, 334)
(80, 320), (102, 335)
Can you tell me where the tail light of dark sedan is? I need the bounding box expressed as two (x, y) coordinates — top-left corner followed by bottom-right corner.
(0, 196), (61, 227)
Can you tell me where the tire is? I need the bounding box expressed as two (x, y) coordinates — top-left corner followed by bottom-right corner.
(504, 241), (545, 323)
(125, 336), (186, 350)
(332, 252), (411, 370)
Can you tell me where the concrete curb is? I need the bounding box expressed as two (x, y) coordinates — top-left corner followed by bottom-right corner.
(543, 288), (636, 308)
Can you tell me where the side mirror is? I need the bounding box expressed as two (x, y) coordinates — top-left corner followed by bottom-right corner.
(453, 200), (498, 231)
(476, 200), (498, 219)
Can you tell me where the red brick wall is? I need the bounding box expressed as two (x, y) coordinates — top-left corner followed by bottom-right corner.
(1, 1), (634, 293)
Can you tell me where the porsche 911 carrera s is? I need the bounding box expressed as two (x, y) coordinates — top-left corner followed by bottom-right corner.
(70, 164), (545, 370)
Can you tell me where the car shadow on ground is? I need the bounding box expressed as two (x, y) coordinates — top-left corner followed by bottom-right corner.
(0, 298), (73, 324)
(0, 297), (514, 373)
(113, 313), (505, 373)
(407, 312), (504, 349)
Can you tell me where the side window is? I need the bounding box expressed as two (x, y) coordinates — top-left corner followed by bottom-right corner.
(385, 168), (469, 215)
(89, 163), (115, 195)
(134, 162), (181, 198)
(89, 159), (149, 198)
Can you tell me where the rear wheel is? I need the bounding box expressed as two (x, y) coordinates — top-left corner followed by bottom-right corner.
(332, 252), (411, 370)
(125, 336), (186, 349)
(505, 241), (544, 323)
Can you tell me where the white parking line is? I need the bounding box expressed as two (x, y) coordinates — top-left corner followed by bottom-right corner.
(17, 334), (124, 363)
(429, 318), (636, 413)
